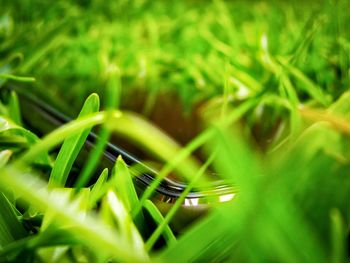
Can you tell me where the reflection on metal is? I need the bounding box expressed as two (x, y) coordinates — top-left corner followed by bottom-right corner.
(219, 193), (235, 202)
(181, 193), (235, 207)
(184, 198), (199, 207)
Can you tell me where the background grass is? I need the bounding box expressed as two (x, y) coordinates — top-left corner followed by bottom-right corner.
(0, 0), (350, 262)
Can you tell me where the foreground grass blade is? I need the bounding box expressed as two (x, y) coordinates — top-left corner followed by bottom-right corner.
(16, 112), (107, 165)
(0, 193), (27, 247)
(328, 90), (350, 117)
(0, 166), (149, 263)
(113, 156), (144, 228)
(114, 156), (139, 212)
(157, 207), (236, 263)
(159, 128), (328, 263)
(330, 209), (345, 263)
(0, 150), (12, 167)
(38, 188), (90, 262)
(101, 190), (147, 259)
(145, 152), (215, 251)
(143, 200), (176, 250)
(89, 168), (109, 209)
(8, 91), (22, 126)
(300, 107), (350, 135)
(49, 93), (100, 188)
(16, 110), (199, 179)
(0, 116), (50, 166)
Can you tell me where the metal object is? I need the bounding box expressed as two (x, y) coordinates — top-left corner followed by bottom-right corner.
(4, 86), (235, 229)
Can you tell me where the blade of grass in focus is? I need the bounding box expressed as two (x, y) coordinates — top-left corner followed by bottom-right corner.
(89, 168), (108, 209)
(74, 64), (121, 189)
(49, 93), (100, 188)
(113, 156), (144, 229)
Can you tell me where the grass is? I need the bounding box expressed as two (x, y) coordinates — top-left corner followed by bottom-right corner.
(0, 0), (350, 262)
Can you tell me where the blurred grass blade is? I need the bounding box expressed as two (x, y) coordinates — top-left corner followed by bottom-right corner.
(158, 208), (236, 263)
(133, 99), (256, 218)
(0, 150), (12, 167)
(104, 64), (121, 110)
(0, 193), (27, 246)
(16, 112), (107, 165)
(330, 209), (345, 263)
(279, 58), (331, 106)
(19, 22), (68, 73)
(102, 190), (147, 259)
(300, 107), (350, 135)
(0, 116), (51, 166)
(41, 188), (90, 231)
(132, 128), (214, 219)
(110, 112), (203, 182)
(49, 93), (100, 188)
(146, 152), (215, 250)
(328, 90), (350, 118)
(143, 200), (176, 251)
(8, 91), (22, 125)
(0, 166), (149, 263)
(0, 73), (35, 82)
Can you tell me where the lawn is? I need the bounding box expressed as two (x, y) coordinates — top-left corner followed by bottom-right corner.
(0, 0), (350, 262)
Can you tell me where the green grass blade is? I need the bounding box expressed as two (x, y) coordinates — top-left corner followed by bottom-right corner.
(0, 166), (149, 263)
(133, 98), (257, 218)
(279, 58), (331, 106)
(113, 156), (139, 211)
(49, 93), (100, 188)
(113, 156), (139, 212)
(88, 168), (108, 209)
(101, 190), (147, 260)
(0, 150), (12, 167)
(328, 90), (350, 118)
(104, 64), (121, 110)
(0, 193), (27, 246)
(8, 91), (22, 126)
(0, 74), (35, 82)
(330, 209), (345, 263)
(113, 156), (144, 229)
(74, 127), (110, 189)
(157, 208), (236, 263)
(110, 112), (203, 182)
(132, 128), (214, 219)
(16, 112), (107, 165)
(143, 200), (176, 250)
(0, 116), (51, 166)
(75, 67), (120, 189)
(145, 152), (215, 250)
